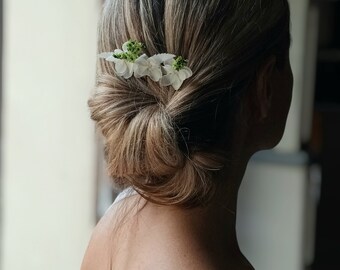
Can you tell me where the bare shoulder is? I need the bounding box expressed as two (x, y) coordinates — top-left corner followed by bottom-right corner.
(80, 196), (139, 270)
(80, 208), (116, 270)
(80, 198), (216, 270)
(143, 251), (224, 270)
(80, 195), (252, 270)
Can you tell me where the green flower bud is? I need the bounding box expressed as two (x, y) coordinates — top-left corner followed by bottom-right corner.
(122, 40), (145, 62)
(172, 56), (188, 71)
(113, 52), (127, 60)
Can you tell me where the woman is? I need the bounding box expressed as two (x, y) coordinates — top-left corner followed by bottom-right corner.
(81, 0), (293, 269)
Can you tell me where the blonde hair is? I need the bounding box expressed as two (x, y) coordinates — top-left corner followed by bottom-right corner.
(89, 0), (291, 208)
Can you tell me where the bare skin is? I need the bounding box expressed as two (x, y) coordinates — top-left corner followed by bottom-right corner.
(81, 53), (293, 270)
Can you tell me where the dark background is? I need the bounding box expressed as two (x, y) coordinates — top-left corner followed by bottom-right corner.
(309, 0), (340, 269)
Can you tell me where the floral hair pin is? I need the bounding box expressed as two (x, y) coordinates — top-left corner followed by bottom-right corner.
(99, 40), (192, 90)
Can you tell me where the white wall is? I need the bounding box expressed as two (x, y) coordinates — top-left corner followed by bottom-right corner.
(238, 157), (308, 270)
(277, 0), (309, 152)
(1, 1), (99, 269)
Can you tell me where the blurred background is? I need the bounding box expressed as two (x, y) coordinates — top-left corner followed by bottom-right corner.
(0, 0), (339, 270)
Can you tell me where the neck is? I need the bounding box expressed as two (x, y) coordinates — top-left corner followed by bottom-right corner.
(190, 151), (252, 266)
(140, 150), (253, 269)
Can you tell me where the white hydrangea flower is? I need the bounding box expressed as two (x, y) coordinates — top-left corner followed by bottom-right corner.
(160, 58), (193, 90)
(98, 49), (136, 79)
(134, 53), (175, 81)
(98, 40), (146, 79)
(99, 40), (192, 91)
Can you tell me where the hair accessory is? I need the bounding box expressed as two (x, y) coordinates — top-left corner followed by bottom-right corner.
(99, 40), (192, 90)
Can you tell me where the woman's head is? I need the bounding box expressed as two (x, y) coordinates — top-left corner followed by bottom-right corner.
(89, 0), (292, 208)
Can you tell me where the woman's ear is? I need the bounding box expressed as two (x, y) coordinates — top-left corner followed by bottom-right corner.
(254, 55), (277, 121)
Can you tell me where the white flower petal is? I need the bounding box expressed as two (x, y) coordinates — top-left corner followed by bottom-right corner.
(134, 55), (150, 78)
(162, 65), (175, 74)
(115, 60), (128, 76)
(164, 58), (175, 66)
(149, 53), (175, 65)
(134, 55), (149, 71)
(172, 77), (183, 91)
(114, 49), (124, 54)
(122, 42), (130, 52)
(105, 56), (119, 62)
(147, 57), (160, 67)
(160, 74), (175, 87)
(123, 62), (135, 79)
(134, 64), (148, 78)
(178, 67), (192, 80)
(134, 54), (148, 64)
(98, 52), (113, 59)
(148, 68), (163, 82)
(183, 67), (193, 77)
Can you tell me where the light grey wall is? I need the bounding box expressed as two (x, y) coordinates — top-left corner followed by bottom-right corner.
(1, 1), (99, 269)
(0, 1), (3, 268)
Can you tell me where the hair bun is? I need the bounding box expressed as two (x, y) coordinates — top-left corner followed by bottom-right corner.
(89, 74), (225, 207)
(88, 75), (184, 193)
